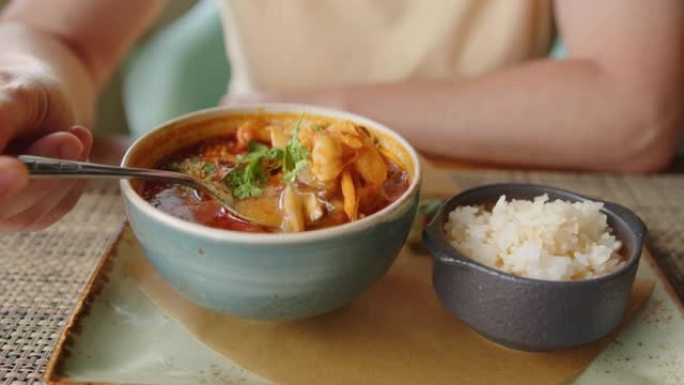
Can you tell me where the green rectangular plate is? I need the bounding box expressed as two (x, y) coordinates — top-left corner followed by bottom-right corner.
(44, 227), (683, 385)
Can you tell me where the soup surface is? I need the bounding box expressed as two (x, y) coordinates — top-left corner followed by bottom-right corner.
(140, 115), (410, 233)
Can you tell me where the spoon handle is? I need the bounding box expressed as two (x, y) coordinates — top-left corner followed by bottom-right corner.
(18, 155), (196, 184)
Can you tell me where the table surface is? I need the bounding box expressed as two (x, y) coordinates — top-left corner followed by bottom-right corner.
(0, 136), (682, 385)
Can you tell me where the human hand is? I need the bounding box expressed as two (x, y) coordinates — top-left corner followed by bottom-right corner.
(0, 67), (92, 231)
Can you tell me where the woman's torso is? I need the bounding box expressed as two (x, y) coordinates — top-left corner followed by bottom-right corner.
(219, 0), (554, 94)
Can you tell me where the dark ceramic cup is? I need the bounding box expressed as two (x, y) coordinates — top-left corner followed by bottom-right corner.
(422, 183), (647, 351)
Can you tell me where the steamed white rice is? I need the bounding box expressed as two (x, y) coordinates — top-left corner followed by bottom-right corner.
(444, 194), (624, 280)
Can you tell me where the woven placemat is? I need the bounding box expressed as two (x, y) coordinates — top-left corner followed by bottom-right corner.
(0, 172), (682, 385)
(0, 182), (124, 385)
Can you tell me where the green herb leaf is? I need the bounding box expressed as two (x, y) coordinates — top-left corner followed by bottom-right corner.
(226, 166), (264, 199)
(222, 114), (312, 199)
(201, 161), (217, 180)
(224, 162), (267, 199)
(283, 159), (308, 183)
(268, 148), (284, 161)
(224, 141), (277, 199)
(418, 198), (443, 217)
(282, 114), (310, 183)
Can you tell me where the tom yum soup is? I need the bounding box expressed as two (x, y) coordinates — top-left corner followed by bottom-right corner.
(444, 195), (625, 281)
(140, 115), (410, 233)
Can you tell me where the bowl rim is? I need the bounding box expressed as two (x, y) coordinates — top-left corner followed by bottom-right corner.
(120, 103), (422, 244)
(422, 183), (647, 286)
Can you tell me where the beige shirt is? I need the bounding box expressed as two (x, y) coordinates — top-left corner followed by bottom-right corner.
(219, 0), (554, 95)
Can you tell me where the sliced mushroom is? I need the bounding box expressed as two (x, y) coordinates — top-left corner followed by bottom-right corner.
(327, 121), (364, 149)
(354, 146), (387, 187)
(341, 169), (358, 221)
(280, 185), (305, 232)
(300, 192), (325, 223)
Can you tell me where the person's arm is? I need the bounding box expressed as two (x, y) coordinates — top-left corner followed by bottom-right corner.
(229, 0), (684, 172)
(0, 0), (163, 230)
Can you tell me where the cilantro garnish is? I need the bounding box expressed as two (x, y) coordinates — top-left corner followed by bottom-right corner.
(225, 166), (264, 199)
(201, 161), (217, 180)
(224, 142), (275, 199)
(223, 115), (311, 199)
(282, 115), (310, 183)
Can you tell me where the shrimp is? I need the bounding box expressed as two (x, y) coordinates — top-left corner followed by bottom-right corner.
(280, 185), (305, 232)
(236, 119), (269, 150)
(311, 131), (344, 183)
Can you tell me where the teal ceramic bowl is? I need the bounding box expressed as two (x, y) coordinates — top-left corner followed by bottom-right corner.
(120, 104), (421, 320)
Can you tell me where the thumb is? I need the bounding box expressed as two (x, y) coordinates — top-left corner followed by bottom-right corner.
(0, 130), (83, 200)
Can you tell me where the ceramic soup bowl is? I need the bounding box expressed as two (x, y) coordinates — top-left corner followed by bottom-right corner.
(422, 183), (646, 351)
(120, 104), (421, 320)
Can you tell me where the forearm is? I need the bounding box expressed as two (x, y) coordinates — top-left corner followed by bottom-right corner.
(334, 0), (684, 172)
(297, 59), (680, 171)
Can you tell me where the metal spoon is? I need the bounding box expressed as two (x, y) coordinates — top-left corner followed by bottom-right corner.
(18, 155), (274, 227)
